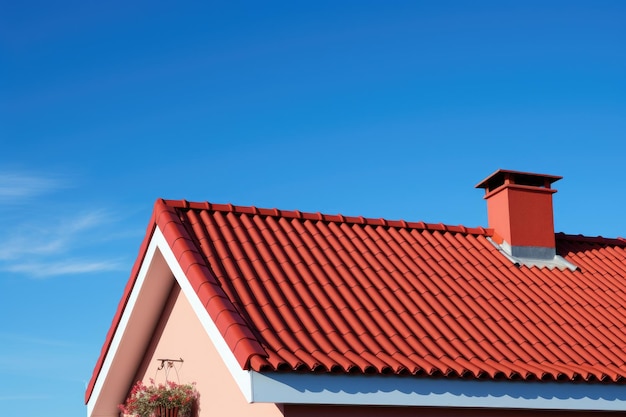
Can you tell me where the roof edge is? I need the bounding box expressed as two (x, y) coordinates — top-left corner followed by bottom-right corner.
(85, 210), (159, 404)
(556, 232), (626, 246)
(85, 199), (268, 404)
(153, 199), (267, 369)
(160, 199), (491, 236)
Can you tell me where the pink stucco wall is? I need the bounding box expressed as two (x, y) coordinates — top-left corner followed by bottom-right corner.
(134, 284), (283, 417)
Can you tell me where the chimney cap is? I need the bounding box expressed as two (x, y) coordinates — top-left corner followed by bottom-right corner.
(475, 169), (562, 193)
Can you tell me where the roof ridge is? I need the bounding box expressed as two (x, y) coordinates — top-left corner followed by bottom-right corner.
(556, 232), (626, 246)
(160, 199), (491, 236)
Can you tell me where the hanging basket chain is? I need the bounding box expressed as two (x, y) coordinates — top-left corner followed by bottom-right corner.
(154, 358), (184, 383)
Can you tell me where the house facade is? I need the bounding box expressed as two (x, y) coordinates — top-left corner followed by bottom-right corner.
(86, 170), (626, 416)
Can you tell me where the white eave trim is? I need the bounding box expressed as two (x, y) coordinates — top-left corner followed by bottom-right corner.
(249, 371), (626, 411)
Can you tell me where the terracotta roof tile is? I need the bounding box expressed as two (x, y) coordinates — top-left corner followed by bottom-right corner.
(87, 199), (626, 402)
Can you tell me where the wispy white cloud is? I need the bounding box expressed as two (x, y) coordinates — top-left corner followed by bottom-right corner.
(0, 234), (65, 261)
(0, 210), (115, 261)
(0, 170), (133, 279)
(0, 209), (127, 277)
(63, 209), (112, 233)
(4, 259), (125, 278)
(0, 171), (65, 202)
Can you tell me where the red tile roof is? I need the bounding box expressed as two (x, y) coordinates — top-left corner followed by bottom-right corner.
(87, 198), (626, 401)
(165, 199), (626, 380)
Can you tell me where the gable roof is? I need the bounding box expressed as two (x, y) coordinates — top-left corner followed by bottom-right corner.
(87, 197), (626, 405)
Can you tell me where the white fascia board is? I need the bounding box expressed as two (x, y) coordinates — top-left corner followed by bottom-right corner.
(87, 229), (162, 417)
(153, 226), (254, 401)
(250, 371), (626, 411)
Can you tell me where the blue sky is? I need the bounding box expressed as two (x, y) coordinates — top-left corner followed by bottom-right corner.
(1, 1), (625, 415)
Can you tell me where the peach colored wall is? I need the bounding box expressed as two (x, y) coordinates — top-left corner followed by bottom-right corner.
(136, 284), (283, 417)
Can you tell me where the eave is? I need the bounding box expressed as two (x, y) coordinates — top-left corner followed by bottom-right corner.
(249, 371), (626, 411)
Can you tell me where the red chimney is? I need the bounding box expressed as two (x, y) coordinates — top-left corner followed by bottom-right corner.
(476, 169), (562, 260)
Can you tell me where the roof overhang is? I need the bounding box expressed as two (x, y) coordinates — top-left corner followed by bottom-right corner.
(88, 226), (626, 416)
(248, 371), (626, 411)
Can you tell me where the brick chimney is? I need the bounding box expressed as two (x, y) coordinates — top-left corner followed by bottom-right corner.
(476, 169), (562, 260)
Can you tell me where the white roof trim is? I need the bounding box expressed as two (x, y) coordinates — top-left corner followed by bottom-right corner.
(153, 227), (254, 402)
(87, 227), (254, 417)
(87, 229), (168, 417)
(250, 371), (626, 411)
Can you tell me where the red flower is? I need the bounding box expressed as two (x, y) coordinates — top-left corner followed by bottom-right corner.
(118, 380), (198, 417)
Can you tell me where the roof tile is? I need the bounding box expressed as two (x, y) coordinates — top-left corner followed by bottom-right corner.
(88, 199), (626, 400)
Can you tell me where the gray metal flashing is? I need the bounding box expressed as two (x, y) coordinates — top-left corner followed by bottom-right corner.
(508, 245), (555, 260)
(488, 238), (578, 271)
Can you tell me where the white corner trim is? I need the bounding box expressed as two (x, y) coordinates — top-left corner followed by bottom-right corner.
(152, 226), (254, 401)
(249, 371), (626, 411)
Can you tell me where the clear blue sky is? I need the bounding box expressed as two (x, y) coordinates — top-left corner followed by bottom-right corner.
(1, 1), (625, 415)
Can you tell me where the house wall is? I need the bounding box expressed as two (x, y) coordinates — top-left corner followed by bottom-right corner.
(135, 284), (283, 417)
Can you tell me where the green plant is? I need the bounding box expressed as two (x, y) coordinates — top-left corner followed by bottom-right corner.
(119, 379), (198, 417)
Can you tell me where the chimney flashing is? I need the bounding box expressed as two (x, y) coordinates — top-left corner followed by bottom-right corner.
(506, 242), (555, 260)
(488, 238), (578, 271)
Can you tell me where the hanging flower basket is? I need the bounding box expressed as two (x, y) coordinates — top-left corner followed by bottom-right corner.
(119, 379), (198, 417)
(154, 406), (179, 417)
